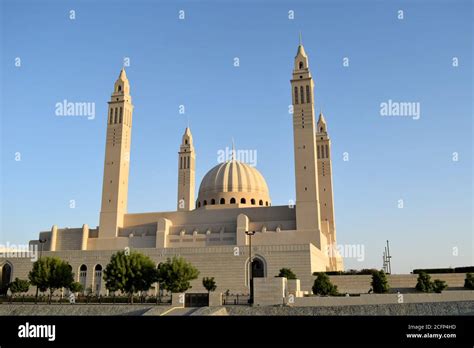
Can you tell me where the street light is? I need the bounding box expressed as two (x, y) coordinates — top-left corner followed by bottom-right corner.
(35, 238), (47, 302)
(245, 230), (255, 305)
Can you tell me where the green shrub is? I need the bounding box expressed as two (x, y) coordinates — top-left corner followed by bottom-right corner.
(156, 256), (200, 293)
(312, 273), (338, 296)
(276, 268), (297, 279)
(412, 267), (474, 274)
(455, 266), (474, 273)
(316, 268), (378, 276)
(103, 251), (159, 303)
(68, 282), (83, 293)
(415, 272), (433, 292)
(371, 270), (389, 293)
(433, 279), (447, 293)
(202, 277), (217, 293)
(319, 271), (343, 276)
(28, 257), (74, 302)
(413, 268), (454, 274)
(8, 278), (30, 296)
(464, 273), (474, 289)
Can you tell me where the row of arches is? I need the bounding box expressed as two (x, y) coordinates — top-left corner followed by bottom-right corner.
(0, 263), (104, 296)
(108, 107), (131, 126)
(197, 198), (269, 208)
(294, 85), (311, 105)
(180, 155), (191, 169)
(317, 144), (330, 159)
(78, 264), (102, 294)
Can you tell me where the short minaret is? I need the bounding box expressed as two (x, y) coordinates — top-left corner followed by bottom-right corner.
(177, 127), (195, 211)
(316, 112), (336, 238)
(99, 68), (133, 238)
(290, 40), (322, 232)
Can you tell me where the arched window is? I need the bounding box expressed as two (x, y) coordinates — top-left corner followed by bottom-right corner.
(119, 107), (123, 123)
(203, 200), (207, 206)
(197, 202), (201, 208)
(321, 145), (325, 158)
(185, 139), (188, 145)
(114, 108), (118, 124)
(211, 199), (216, 205)
(118, 85), (122, 92)
(294, 87), (298, 104)
(109, 109), (113, 124)
(220, 198), (225, 204)
(326, 145), (329, 159)
(300, 86), (304, 104)
(79, 265), (87, 289)
(180, 157), (183, 169)
(259, 200), (263, 206)
(265, 201), (268, 206)
(251, 199), (255, 205)
(317, 145), (321, 159)
(94, 265), (102, 295)
(230, 198), (236, 204)
(299, 61), (304, 69)
(306, 85), (311, 103)
(240, 198), (246, 204)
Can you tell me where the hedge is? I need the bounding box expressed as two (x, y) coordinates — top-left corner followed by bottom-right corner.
(413, 267), (474, 274)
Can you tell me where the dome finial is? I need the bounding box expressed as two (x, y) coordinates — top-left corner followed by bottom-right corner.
(231, 137), (236, 161)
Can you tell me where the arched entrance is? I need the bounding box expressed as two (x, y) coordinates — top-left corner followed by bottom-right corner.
(0, 262), (12, 295)
(245, 255), (266, 287)
(251, 258), (265, 278)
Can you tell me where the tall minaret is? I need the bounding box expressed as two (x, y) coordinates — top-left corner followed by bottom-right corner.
(316, 112), (336, 238)
(290, 39), (322, 233)
(177, 127), (195, 211)
(99, 68), (133, 238)
(317, 112), (343, 270)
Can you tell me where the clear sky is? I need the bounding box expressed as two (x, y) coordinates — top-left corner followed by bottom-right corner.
(1, 0), (472, 273)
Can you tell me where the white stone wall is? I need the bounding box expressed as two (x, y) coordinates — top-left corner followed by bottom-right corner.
(0, 244), (314, 295)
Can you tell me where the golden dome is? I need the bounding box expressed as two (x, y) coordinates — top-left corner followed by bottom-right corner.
(197, 160), (271, 208)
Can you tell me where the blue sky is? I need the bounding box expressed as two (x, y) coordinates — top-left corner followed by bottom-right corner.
(1, 0), (472, 273)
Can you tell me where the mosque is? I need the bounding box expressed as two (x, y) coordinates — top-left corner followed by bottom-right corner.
(0, 42), (344, 294)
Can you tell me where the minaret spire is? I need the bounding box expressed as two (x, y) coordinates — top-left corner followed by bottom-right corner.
(290, 39), (321, 234)
(177, 127), (195, 211)
(299, 31), (302, 46)
(99, 68), (134, 238)
(231, 137), (236, 161)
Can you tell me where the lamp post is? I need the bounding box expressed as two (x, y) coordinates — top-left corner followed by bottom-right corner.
(245, 230), (255, 305)
(35, 238), (47, 302)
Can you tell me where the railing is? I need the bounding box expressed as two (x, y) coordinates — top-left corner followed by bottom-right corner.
(0, 294), (172, 304)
